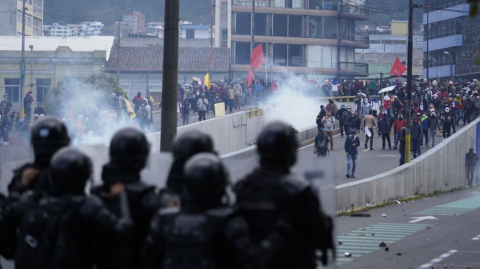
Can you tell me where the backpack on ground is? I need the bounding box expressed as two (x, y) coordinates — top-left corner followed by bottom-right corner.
(316, 135), (328, 154)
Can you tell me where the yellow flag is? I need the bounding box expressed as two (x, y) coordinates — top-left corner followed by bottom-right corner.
(204, 72), (211, 90)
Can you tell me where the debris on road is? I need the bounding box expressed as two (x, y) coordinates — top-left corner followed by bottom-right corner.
(379, 242), (387, 247)
(396, 253), (402, 256)
(338, 240), (343, 245)
(344, 252), (352, 257)
(350, 212), (371, 217)
(382, 214), (387, 217)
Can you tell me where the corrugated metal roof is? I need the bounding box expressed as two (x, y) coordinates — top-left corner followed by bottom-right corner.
(0, 36), (115, 60)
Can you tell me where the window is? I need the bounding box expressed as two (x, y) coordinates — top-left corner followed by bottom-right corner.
(324, 0), (337, 10)
(235, 12), (251, 35)
(289, 15), (302, 37)
(308, 17), (323, 38)
(306, 45), (337, 68)
(33, 17), (42, 36)
(186, 29), (194, 39)
(17, 11), (22, 23)
(26, 15), (33, 26)
(221, 29), (228, 47)
(273, 44), (288, 66)
(255, 13), (267, 36)
(235, 42), (251, 64)
(323, 17), (337, 39)
(273, 14), (288, 37)
(5, 78), (20, 103)
(340, 19), (355, 41)
(309, 0), (323, 9)
(288, 45), (302, 66)
(36, 78), (51, 103)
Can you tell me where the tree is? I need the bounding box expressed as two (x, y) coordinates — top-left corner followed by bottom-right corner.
(43, 73), (127, 117)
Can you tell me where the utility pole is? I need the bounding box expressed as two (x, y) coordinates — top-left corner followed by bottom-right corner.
(251, 0), (255, 52)
(405, 0), (414, 163)
(20, 0), (26, 119)
(29, 45), (34, 95)
(210, 0), (214, 71)
(116, 20), (122, 83)
(146, 72), (150, 95)
(160, 0), (179, 152)
(426, 5), (430, 80)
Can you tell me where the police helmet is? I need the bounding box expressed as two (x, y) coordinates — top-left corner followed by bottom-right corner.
(50, 147), (92, 194)
(184, 153), (228, 200)
(109, 127), (150, 170)
(173, 131), (215, 162)
(31, 116), (70, 158)
(257, 121), (298, 168)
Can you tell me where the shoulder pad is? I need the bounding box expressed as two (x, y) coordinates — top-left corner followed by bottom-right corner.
(207, 207), (238, 218)
(125, 182), (155, 195)
(280, 174), (310, 195)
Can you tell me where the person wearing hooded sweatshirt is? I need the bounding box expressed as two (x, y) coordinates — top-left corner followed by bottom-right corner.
(453, 94), (464, 125)
(348, 110), (361, 134)
(345, 130), (360, 178)
(411, 116), (422, 159)
(398, 127), (407, 166)
(360, 97), (371, 118)
(314, 128), (330, 157)
(420, 112), (430, 148)
(378, 112), (392, 150)
(392, 113), (406, 149)
(411, 101), (422, 115)
(133, 91), (143, 114)
(336, 104), (346, 138)
(428, 112), (438, 147)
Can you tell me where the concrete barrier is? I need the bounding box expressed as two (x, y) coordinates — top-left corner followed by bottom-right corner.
(335, 118), (480, 212)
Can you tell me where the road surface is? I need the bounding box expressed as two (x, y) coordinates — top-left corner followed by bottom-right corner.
(335, 186), (480, 268)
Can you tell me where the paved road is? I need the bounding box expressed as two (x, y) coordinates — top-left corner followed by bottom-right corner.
(335, 186), (480, 269)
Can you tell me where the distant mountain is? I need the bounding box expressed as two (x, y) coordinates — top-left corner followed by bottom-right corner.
(44, 0), (212, 27)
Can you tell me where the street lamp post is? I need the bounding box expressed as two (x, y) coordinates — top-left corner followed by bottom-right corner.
(443, 51), (454, 81)
(426, 5), (431, 80)
(29, 45), (34, 94)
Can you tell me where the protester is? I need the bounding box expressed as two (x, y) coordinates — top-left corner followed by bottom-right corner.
(325, 98), (338, 116)
(361, 110), (378, 150)
(197, 94), (208, 121)
(133, 91), (143, 114)
(342, 106), (353, 136)
(440, 107), (453, 139)
(322, 111), (335, 150)
(345, 129), (360, 178)
(378, 112), (392, 150)
(234, 82), (243, 109)
(399, 127), (407, 166)
(348, 110), (361, 134)
(465, 148), (479, 186)
(336, 104), (346, 138)
(428, 112), (438, 147)
(314, 128), (329, 157)
(421, 112), (430, 148)
(181, 99), (191, 125)
(411, 117), (423, 159)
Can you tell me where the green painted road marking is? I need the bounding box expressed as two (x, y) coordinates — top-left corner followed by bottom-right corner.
(336, 223), (431, 266)
(414, 195), (480, 216)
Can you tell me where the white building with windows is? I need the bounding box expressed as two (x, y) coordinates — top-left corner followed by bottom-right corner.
(0, 0), (44, 36)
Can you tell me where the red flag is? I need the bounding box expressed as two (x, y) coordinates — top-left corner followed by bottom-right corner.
(247, 65), (254, 86)
(390, 57), (407, 77)
(250, 44), (265, 70)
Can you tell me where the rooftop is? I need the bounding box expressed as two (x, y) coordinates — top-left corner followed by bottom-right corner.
(0, 36), (114, 59)
(180, 24), (210, 30)
(104, 47), (230, 73)
(390, 20), (408, 24)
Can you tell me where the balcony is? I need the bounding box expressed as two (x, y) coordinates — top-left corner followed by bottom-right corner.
(339, 62), (369, 76)
(339, 34), (369, 49)
(340, 4), (369, 20)
(233, 0), (268, 7)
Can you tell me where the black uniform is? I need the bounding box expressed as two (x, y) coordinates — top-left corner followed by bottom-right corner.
(234, 122), (334, 269)
(91, 127), (158, 269)
(8, 117), (70, 198)
(335, 107), (346, 137)
(466, 151), (478, 186)
(0, 148), (131, 269)
(145, 153), (291, 269)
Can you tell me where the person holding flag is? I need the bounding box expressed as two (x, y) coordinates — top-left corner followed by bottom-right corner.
(247, 44), (265, 86)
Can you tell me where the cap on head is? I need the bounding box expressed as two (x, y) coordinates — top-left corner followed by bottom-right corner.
(183, 153), (228, 201)
(109, 127), (150, 170)
(50, 147), (91, 194)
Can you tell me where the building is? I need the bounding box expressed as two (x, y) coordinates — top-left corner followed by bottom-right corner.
(43, 23), (80, 37)
(389, 20), (408, 36)
(80, 21), (104, 36)
(0, 36), (114, 110)
(123, 11), (146, 35)
(0, 0), (43, 36)
(146, 22), (164, 37)
(180, 24), (211, 39)
(215, 0), (370, 80)
(423, 0), (479, 79)
(104, 47), (230, 101)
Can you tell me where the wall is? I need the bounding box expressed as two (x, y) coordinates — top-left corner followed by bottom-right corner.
(335, 118), (480, 212)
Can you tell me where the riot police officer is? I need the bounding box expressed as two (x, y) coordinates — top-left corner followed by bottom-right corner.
(234, 121), (335, 269)
(8, 116), (70, 198)
(160, 130), (216, 208)
(144, 153), (292, 269)
(91, 127), (158, 269)
(0, 148), (131, 269)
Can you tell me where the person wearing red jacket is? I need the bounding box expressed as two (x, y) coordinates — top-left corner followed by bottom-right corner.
(392, 113), (406, 149)
(411, 101), (422, 115)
